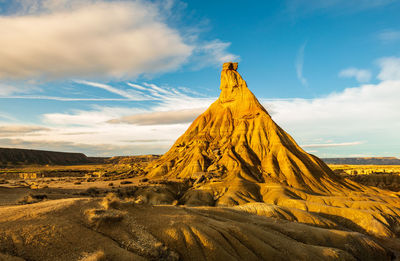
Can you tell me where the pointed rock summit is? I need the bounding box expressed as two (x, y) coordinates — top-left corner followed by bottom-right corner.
(146, 62), (398, 211)
(148, 62), (342, 190)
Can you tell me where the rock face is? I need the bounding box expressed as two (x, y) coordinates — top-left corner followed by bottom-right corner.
(147, 62), (356, 195)
(146, 62), (400, 240)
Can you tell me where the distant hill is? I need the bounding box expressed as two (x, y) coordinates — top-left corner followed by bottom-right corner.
(0, 147), (90, 166)
(323, 157), (400, 165)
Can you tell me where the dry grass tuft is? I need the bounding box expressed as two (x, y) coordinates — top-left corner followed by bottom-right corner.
(18, 193), (47, 204)
(85, 208), (124, 227)
(100, 193), (120, 210)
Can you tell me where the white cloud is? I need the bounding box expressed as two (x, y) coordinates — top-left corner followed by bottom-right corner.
(295, 42), (308, 87)
(339, 67), (371, 82)
(377, 57), (400, 81)
(378, 29), (400, 43)
(75, 80), (150, 100)
(42, 82), (214, 127)
(0, 0), (238, 81)
(0, 137), (152, 156)
(286, 0), (395, 16)
(0, 83), (40, 96)
(5, 56), (400, 157)
(42, 106), (143, 126)
(301, 141), (363, 148)
(193, 40), (240, 68)
(0, 0), (192, 80)
(0, 125), (50, 137)
(108, 108), (206, 125)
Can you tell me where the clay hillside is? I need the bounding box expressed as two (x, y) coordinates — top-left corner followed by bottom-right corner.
(0, 147), (90, 166)
(146, 62), (400, 237)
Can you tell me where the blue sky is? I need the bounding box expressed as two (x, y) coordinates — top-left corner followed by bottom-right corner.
(0, 0), (400, 157)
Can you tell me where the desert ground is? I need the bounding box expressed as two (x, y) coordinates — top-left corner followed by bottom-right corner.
(0, 159), (399, 261)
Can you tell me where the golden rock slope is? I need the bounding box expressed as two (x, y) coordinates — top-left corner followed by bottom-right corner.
(146, 62), (400, 238)
(0, 197), (395, 261)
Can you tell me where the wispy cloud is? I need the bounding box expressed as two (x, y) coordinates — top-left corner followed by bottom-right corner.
(301, 141), (363, 148)
(0, 83), (40, 96)
(339, 67), (371, 82)
(75, 80), (149, 100)
(0, 137), (152, 156)
(286, 0), (395, 17)
(295, 42), (308, 87)
(377, 57), (400, 81)
(127, 83), (148, 91)
(192, 40), (240, 68)
(378, 29), (400, 43)
(108, 108), (206, 125)
(3, 56), (400, 157)
(0, 125), (50, 137)
(0, 95), (131, 101)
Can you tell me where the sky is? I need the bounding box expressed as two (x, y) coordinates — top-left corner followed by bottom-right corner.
(0, 0), (400, 157)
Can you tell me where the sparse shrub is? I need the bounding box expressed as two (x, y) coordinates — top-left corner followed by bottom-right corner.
(140, 178), (149, 183)
(120, 180), (132, 185)
(18, 193), (47, 204)
(101, 193), (120, 210)
(108, 182), (114, 187)
(81, 187), (100, 197)
(74, 181), (82, 185)
(79, 250), (106, 261)
(152, 242), (180, 261)
(135, 195), (146, 205)
(85, 208), (124, 227)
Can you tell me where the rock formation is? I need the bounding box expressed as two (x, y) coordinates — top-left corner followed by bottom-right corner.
(146, 62), (400, 239)
(147, 62), (359, 198)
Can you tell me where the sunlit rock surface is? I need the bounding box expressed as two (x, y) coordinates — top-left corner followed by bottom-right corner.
(147, 62), (400, 239)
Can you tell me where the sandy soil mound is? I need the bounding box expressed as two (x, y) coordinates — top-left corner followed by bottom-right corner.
(0, 197), (395, 261)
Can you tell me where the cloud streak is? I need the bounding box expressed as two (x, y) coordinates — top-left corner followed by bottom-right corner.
(377, 57), (400, 81)
(0, 125), (50, 137)
(75, 80), (149, 100)
(108, 108), (206, 125)
(339, 68), (371, 82)
(286, 0), (395, 16)
(296, 42), (308, 87)
(3, 55), (400, 157)
(301, 141), (363, 148)
(378, 29), (400, 43)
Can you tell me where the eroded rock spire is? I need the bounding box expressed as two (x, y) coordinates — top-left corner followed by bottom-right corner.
(146, 63), (366, 204)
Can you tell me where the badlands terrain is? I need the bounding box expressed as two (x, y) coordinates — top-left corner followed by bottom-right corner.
(0, 62), (399, 261)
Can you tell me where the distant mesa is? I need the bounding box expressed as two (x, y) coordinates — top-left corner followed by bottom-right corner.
(0, 147), (93, 166)
(323, 157), (400, 165)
